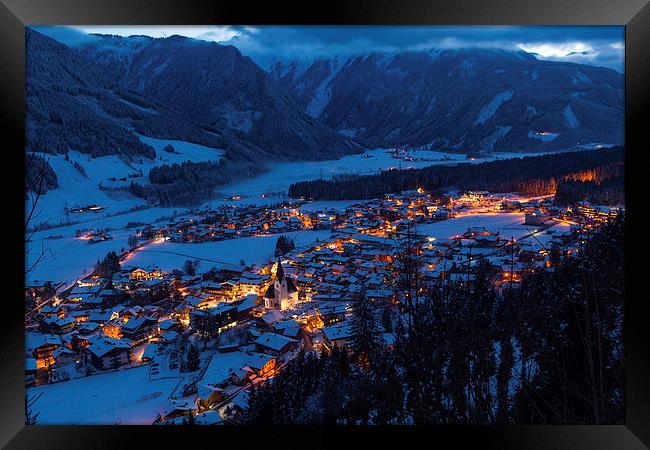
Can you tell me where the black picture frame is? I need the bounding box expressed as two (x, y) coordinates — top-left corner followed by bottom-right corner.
(2, 0), (648, 448)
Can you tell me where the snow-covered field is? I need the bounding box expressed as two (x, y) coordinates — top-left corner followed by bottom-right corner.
(298, 200), (362, 212)
(27, 365), (181, 424)
(25, 206), (195, 285)
(124, 229), (333, 273)
(30, 135), (224, 227)
(416, 212), (570, 243)
(417, 213), (528, 241)
(212, 148), (573, 201)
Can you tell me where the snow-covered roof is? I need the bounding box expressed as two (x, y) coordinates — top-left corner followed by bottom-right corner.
(254, 332), (297, 352)
(322, 324), (354, 341)
(87, 337), (131, 358)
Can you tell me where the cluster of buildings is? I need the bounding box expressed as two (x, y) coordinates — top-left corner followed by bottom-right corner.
(25, 187), (622, 424)
(136, 204), (328, 244)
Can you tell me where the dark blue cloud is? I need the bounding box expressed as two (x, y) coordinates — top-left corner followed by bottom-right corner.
(31, 25), (101, 47)
(226, 25), (624, 72)
(33, 25), (624, 72)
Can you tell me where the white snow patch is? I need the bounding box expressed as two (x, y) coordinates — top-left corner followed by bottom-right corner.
(306, 58), (343, 118)
(563, 104), (579, 128)
(474, 90), (514, 125)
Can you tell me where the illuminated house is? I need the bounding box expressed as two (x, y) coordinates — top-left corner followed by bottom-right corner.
(322, 323), (355, 355)
(525, 210), (551, 226)
(120, 316), (158, 342)
(129, 266), (163, 281)
(86, 336), (132, 371)
(264, 258), (298, 310)
(467, 191), (490, 202)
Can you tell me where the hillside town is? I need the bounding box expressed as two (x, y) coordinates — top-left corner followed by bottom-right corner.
(24, 188), (622, 424)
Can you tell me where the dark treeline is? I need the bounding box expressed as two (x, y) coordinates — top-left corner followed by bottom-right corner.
(246, 216), (624, 424)
(288, 147), (624, 201)
(554, 175), (624, 206)
(128, 158), (266, 206)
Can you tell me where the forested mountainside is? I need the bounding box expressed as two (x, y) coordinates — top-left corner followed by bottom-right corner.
(270, 49), (623, 152)
(26, 29), (355, 163)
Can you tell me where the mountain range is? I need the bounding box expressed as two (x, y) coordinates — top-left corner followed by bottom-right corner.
(269, 49), (623, 152)
(26, 29), (624, 165)
(26, 29), (353, 163)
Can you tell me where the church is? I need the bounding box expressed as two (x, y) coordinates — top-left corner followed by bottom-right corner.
(264, 258), (298, 310)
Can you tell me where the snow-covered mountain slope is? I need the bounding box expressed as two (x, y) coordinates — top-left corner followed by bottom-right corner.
(269, 49), (624, 152)
(26, 28), (356, 164)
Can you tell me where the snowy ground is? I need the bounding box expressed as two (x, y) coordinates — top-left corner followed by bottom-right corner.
(27, 365), (182, 424)
(416, 212), (571, 243)
(124, 229), (333, 274)
(210, 148), (561, 200)
(29, 135), (224, 227)
(298, 200), (363, 212)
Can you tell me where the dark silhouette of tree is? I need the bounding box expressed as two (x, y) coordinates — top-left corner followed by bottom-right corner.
(350, 287), (384, 369)
(274, 235), (296, 257)
(94, 251), (121, 278)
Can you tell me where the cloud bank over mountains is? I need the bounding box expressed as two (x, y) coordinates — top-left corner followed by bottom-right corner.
(33, 25), (624, 72)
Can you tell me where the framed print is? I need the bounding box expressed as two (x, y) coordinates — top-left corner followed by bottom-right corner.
(1, 0), (648, 448)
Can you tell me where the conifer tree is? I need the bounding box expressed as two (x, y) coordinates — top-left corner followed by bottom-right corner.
(350, 287), (384, 368)
(186, 344), (200, 372)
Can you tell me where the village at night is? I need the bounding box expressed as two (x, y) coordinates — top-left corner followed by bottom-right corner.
(25, 25), (625, 425)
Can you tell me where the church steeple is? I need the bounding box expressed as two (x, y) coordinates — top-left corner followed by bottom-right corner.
(264, 258), (298, 310)
(275, 257), (286, 282)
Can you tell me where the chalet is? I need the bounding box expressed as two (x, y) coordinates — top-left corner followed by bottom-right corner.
(87, 311), (115, 326)
(274, 319), (302, 339)
(120, 316), (158, 342)
(53, 346), (77, 366)
(40, 316), (75, 334)
(160, 330), (180, 344)
(254, 332), (299, 357)
(86, 336), (132, 370)
(39, 304), (65, 319)
(157, 319), (181, 334)
(366, 289), (394, 304)
(190, 303), (237, 337)
(98, 288), (124, 308)
(183, 295), (214, 310)
(315, 304), (349, 326)
(128, 266), (163, 281)
(475, 234), (500, 247)
(322, 324), (355, 354)
(197, 351), (276, 407)
(525, 210), (551, 226)
(26, 333), (62, 370)
(158, 398), (198, 422)
(218, 390), (250, 425)
(235, 294), (262, 320)
(467, 191), (489, 201)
